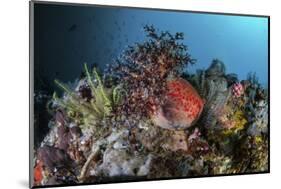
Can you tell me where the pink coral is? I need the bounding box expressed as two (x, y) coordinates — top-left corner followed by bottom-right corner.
(232, 83), (244, 98)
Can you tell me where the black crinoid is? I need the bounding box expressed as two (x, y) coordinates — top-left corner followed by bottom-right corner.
(107, 25), (196, 120)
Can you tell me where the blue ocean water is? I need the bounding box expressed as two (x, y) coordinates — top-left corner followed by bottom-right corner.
(34, 4), (268, 87)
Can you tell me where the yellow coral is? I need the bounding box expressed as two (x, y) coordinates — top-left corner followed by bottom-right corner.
(53, 64), (123, 132)
(222, 109), (247, 135)
(233, 110), (247, 130)
(254, 136), (263, 144)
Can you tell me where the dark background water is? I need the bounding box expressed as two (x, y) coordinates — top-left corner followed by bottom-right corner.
(33, 3), (268, 146)
(34, 3), (268, 89)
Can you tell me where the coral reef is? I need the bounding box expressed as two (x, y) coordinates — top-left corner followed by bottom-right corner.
(33, 26), (269, 187)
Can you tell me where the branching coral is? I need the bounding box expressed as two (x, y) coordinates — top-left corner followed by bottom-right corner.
(108, 25), (195, 119)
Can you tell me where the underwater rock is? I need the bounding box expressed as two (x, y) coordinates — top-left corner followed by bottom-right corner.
(37, 145), (76, 172)
(38, 113), (86, 166)
(45, 176), (64, 186)
(34, 90), (52, 148)
(152, 78), (204, 130)
(131, 124), (169, 151)
(203, 89), (231, 129)
(55, 110), (68, 126)
(132, 122), (207, 154)
(53, 110), (83, 156)
(36, 145), (79, 185)
(162, 130), (189, 152)
(40, 123), (57, 147)
(57, 125), (71, 151)
(56, 124), (82, 152)
(205, 76), (228, 102)
(197, 61), (232, 129)
(85, 128), (153, 178)
(94, 148), (153, 177)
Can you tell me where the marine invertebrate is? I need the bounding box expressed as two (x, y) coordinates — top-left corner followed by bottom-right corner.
(182, 60), (231, 131)
(108, 25), (195, 120)
(206, 59), (226, 77)
(242, 72), (268, 136)
(247, 72), (259, 86)
(52, 63), (123, 131)
(185, 59), (248, 132)
(232, 83), (244, 98)
(152, 78), (204, 130)
(220, 108), (248, 134)
(181, 69), (206, 97)
(183, 59), (239, 106)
